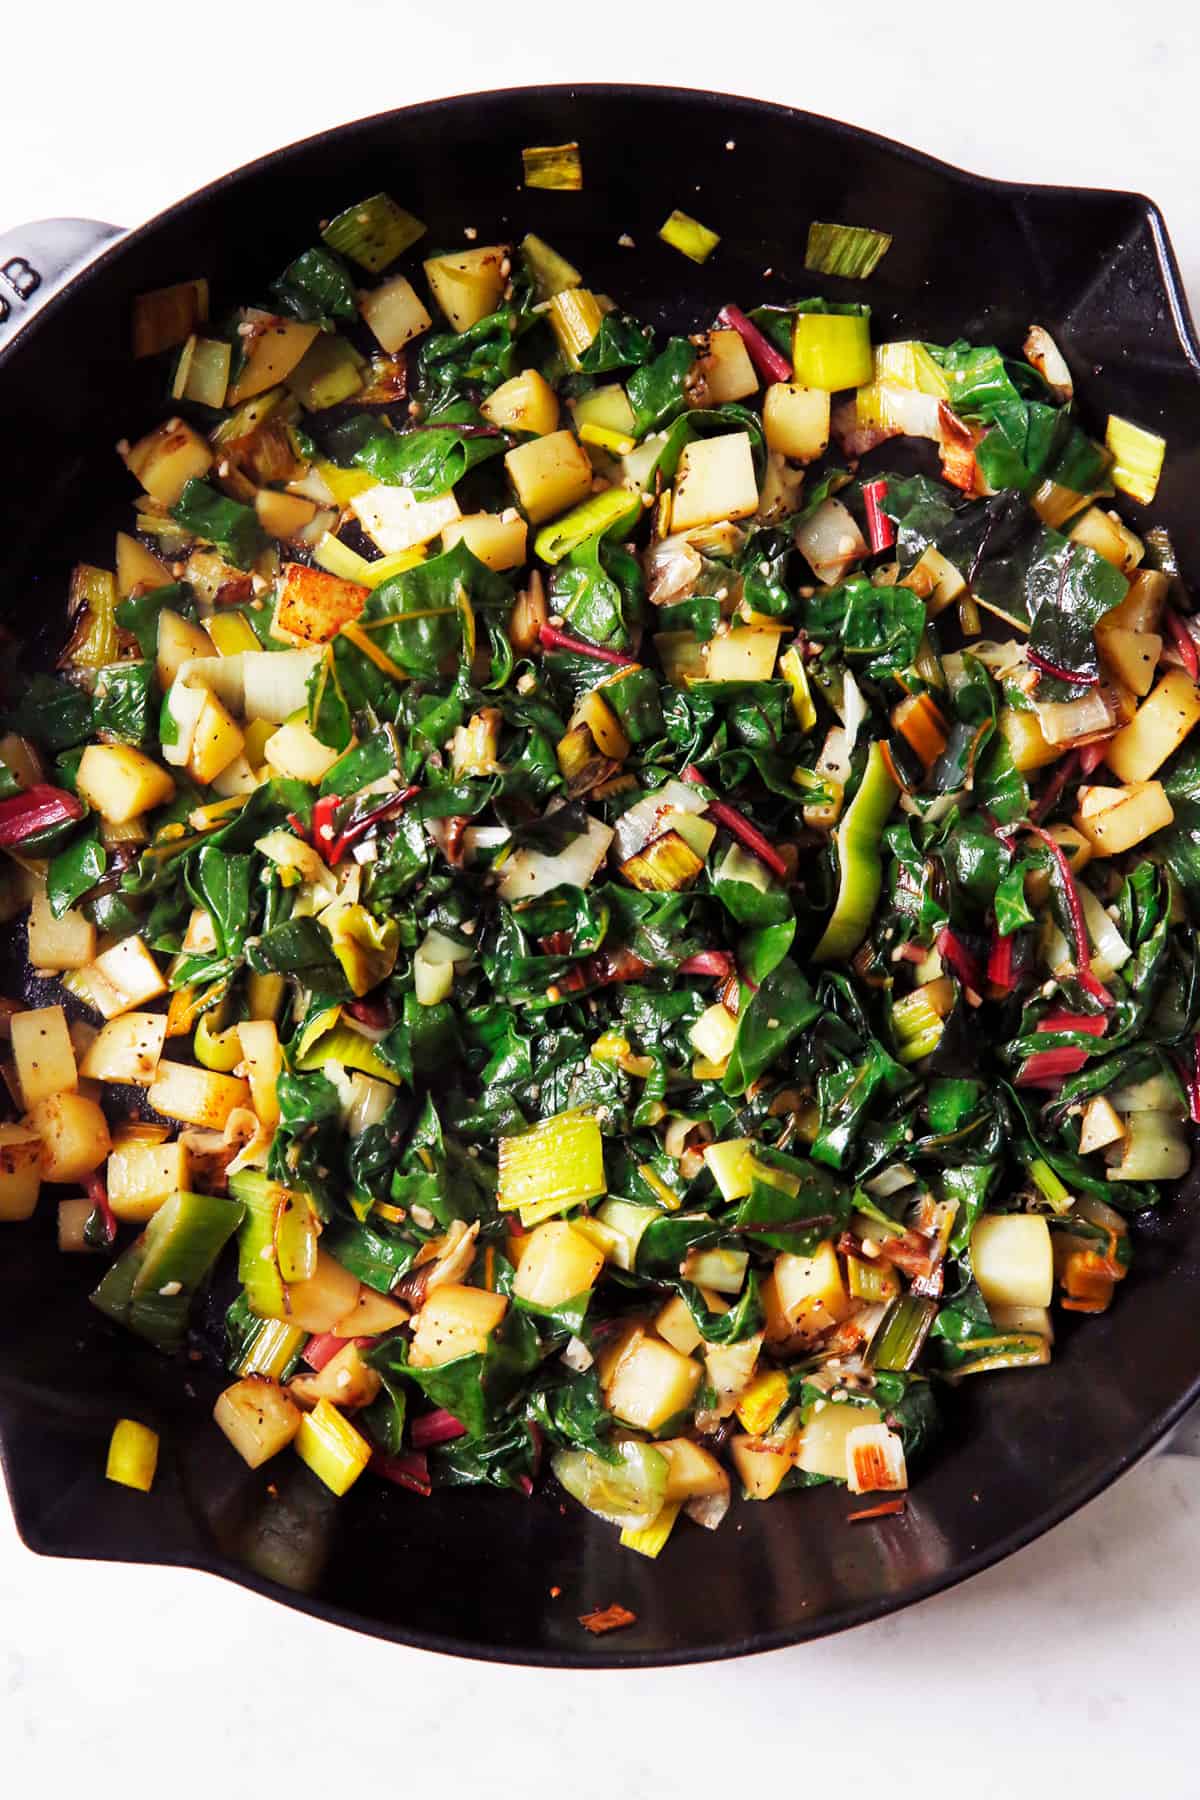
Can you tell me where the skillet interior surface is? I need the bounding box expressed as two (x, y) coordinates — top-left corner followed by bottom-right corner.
(2, 85), (1200, 1665)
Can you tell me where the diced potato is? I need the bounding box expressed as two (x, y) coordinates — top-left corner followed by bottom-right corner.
(1107, 569), (1167, 634)
(971, 1213), (1053, 1308)
(255, 489), (318, 542)
(657, 1437), (730, 1501)
(409, 1283), (508, 1367)
(604, 1333), (702, 1431)
(1068, 505), (1143, 572)
(773, 1242), (851, 1341)
(107, 1139), (191, 1223)
(574, 385), (637, 436)
(331, 1285), (410, 1337)
(692, 329), (758, 404)
(236, 1020), (281, 1131)
(1106, 1110), (1189, 1180)
(359, 274), (433, 353)
(670, 432), (759, 533)
(1073, 779), (1174, 856)
(482, 369), (560, 436)
(440, 511), (529, 571)
(731, 1432), (795, 1500)
(115, 531), (173, 597)
(27, 883), (95, 971)
(226, 317), (320, 405)
(1097, 623), (1162, 698)
(689, 1003), (738, 1065)
(79, 1012), (166, 1086)
(1110, 1069), (1186, 1115)
(57, 1196), (93, 1250)
(28, 1090), (111, 1182)
(762, 383), (831, 462)
(272, 562), (367, 647)
(1104, 670), (1200, 783)
(796, 1399), (882, 1479)
(147, 1060), (250, 1129)
(77, 744), (175, 824)
(704, 1333), (763, 1417)
(1078, 1095), (1127, 1156)
(288, 1342), (381, 1411)
(213, 1376), (301, 1469)
(90, 936), (167, 1016)
(263, 719), (342, 784)
(706, 625), (783, 682)
(703, 1138), (757, 1202)
(655, 1293), (704, 1356)
(424, 246), (508, 332)
(11, 1006), (77, 1107)
(273, 1250), (361, 1333)
(512, 1220), (604, 1309)
(186, 691), (245, 786)
(0, 1122), (43, 1220)
(505, 430), (593, 524)
(349, 483), (461, 555)
(123, 419), (214, 505)
(155, 609), (215, 689)
(999, 705), (1060, 774)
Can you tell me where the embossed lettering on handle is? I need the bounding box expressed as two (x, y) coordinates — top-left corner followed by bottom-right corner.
(0, 219), (123, 354)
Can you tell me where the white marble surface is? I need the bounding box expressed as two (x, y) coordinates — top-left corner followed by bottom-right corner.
(3, 3), (1199, 1788)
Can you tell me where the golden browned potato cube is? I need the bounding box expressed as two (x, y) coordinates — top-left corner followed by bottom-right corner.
(795, 1399), (882, 1479)
(79, 1012), (166, 1087)
(359, 274), (433, 353)
(27, 883), (95, 971)
(424, 246), (508, 332)
(226, 317), (320, 405)
(287, 1342), (381, 1411)
(77, 744), (176, 825)
(656, 1437), (730, 1501)
(1068, 505), (1143, 572)
(213, 1376), (302, 1468)
(115, 531), (173, 598)
(155, 609), (214, 689)
(278, 1250), (363, 1333)
(654, 1293), (704, 1357)
(998, 705), (1060, 774)
(146, 1060), (250, 1129)
(89, 936), (168, 1016)
(730, 1432), (795, 1499)
(482, 370), (560, 436)
(762, 382), (831, 462)
(604, 1333), (702, 1431)
(186, 691), (245, 786)
(773, 1241), (851, 1341)
(272, 562), (368, 647)
(408, 1283), (508, 1367)
(0, 1122), (44, 1220)
(440, 512), (529, 571)
(512, 1221), (604, 1310)
(29, 1091), (112, 1183)
(1073, 779), (1174, 856)
(670, 432), (759, 533)
(505, 429), (593, 524)
(331, 1284), (410, 1337)
(1104, 669), (1200, 783)
(123, 419), (214, 505)
(262, 719), (342, 784)
(11, 1006), (77, 1107)
(692, 329), (758, 404)
(107, 1139), (191, 1223)
(254, 489), (318, 542)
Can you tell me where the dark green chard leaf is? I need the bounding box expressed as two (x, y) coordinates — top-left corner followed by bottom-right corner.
(46, 821), (106, 918)
(170, 479), (265, 569)
(723, 958), (821, 1097)
(353, 404), (507, 499)
(114, 583), (194, 658)
(4, 673), (93, 751)
(271, 247), (358, 323)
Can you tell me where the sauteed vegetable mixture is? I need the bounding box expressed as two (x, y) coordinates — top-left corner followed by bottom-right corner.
(1, 178), (1191, 1554)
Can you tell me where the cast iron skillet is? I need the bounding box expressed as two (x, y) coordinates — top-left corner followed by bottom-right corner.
(2, 85), (1199, 1667)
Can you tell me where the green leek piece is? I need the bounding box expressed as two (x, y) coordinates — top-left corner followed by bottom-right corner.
(521, 232), (582, 301)
(805, 221), (893, 281)
(172, 335), (231, 409)
(321, 193), (426, 272)
(813, 740), (899, 962)
(230, 1171), (318, 1316)
(293, 1019), (398, 1084)
(498, 1111), (606, 1224)
(1026, 1156), (1073, 1214)
(533, 487), (643, 564)
(92, 1191), (244, 1354)
(522, 142), (583, 192)
(1105, 414), (1166, 505)
(658, 209), (720, 265)
(891, 989), (945, 1064)
(551, 1440), (669, 1529)
(239, 1317), (306, 1381)
(792, 311), (873, 391)
(286, 334), (365, 411)
(868, 1294), (938, 1371)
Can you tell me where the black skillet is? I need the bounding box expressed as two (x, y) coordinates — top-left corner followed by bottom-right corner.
(2, 85), (1199, 1666)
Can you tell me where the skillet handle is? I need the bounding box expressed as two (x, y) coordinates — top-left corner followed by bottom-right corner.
(0, 218), (123, 354)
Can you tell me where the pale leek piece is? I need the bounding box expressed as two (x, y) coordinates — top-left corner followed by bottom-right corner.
(659, 209), (720, 265)
(619, 1499), (682, 1558)
(497, 1111), (606, 1224)
(321, 193), (426, 272)
(1105, 414), (1166, 505)
(522, 142), (583, 191)
(172, 336), (231, 410)
(805, 221), (893, 280)
(106, 1418), (159, 1492)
